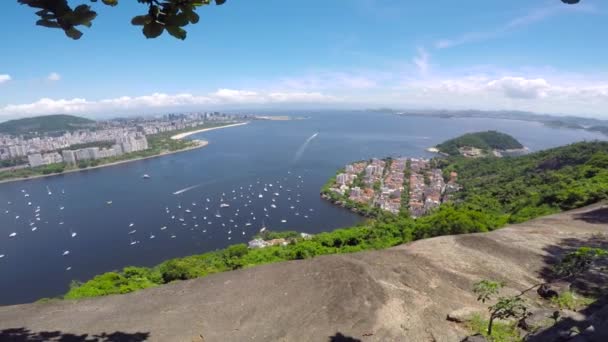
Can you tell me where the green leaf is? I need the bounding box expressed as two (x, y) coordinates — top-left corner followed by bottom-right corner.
(165, 13), (189, 27)
(65, 27), (83, 40)
(166, 25), (187, 40)
(131, 15), (152, 26)
(101, 0), (119, 6)
(187, 11), (199, 24)
(36, 19), (61, 28)
(142, 22), (164, 39)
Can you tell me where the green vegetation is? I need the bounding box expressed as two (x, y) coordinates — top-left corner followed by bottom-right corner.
(473, 280), (527, 337)
(550, 291), (595, 311)
(255, 230), (300, 241)
(0, 114), (94, 136)
(0, 157), (27, 168)
(67, 140), (114, 150)
(435, 131), (523, 156)
(62, 141), (608, 301)
(468, 314), (522, 342)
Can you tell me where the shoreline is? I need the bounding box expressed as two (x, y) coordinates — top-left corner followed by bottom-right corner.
(0, 121), (250, 185)
(170, 121), (250, 140)
(0, 140), (209, 185)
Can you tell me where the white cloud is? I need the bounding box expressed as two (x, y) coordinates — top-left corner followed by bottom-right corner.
(0, 74), (11, 84)
(412, 48), (430, 75)
(47, 72), (61, 81)
(0, 89), (340, 117)
(487, 77), (550, 99)
(435, 4), (595, 49)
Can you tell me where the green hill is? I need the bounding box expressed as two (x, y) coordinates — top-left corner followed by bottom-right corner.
(0, 114), (95, 136)
(435, 130), (523, 156)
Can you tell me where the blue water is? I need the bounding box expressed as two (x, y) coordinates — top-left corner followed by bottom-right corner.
(0, 111), (604, 305)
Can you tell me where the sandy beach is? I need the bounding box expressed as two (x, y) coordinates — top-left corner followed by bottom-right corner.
(170, 121), (250, 140)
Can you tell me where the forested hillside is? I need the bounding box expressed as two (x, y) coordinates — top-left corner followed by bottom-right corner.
(0, 114), (94, 136)
(435, 130), (523, 156)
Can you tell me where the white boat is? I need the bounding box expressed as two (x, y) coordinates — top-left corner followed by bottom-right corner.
(71, 232), (77, 237)
(202, 229), (207, 233)
(242, 231), (246, 235)
(179, 218), (185, 222)
(206, 198), (210, 202)
(185, 209), (192, 213)
(274, 192), (279, 196)
(281, 219), (287, 223)
(59, 221), (64, 225)
(129, 230), (137, 234)
(60, 206), (64, 210)
(0, 254), (5, 258)
(142, 174), (150, 179)
(9, 232), (17, 237)
(258, 194), (263, 198)
(264, 187), (268, 192)
(220, 203), (230, 208)
(150, 235), (156, 239)
(62, 250), (70, 256)
(129, 223), (135, 227)
(130, 241), (137, 245)
(271, 204), (277, 208)
(171, 235), (176, 239)
(160, 226), (167, 230)
(24, 193), (30, 197)
(228, 230), (232, 234)
(66, 266), (71, 271)
(27, 202), (32, 206)
(215, 211), (221, 218)
(32, 227), (38, 231)
(47, 186), (52, 195)
(245, 222), (252, 226)
(106, 201), (113, 205)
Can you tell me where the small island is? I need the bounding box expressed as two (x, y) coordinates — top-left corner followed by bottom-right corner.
(431, 130), (526, 158)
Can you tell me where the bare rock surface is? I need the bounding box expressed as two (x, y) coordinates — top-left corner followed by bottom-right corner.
(0, 204), (607, 342)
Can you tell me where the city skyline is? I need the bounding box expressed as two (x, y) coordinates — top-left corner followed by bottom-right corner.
(1, 0), (608, 118)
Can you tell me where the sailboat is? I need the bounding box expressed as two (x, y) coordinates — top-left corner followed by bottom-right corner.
(215, 211), (221, 218)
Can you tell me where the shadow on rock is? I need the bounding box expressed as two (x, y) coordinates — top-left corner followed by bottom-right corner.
(0, 327), (150, 341)
(573, 206), (608, 224)
(329, 332), (362, 342)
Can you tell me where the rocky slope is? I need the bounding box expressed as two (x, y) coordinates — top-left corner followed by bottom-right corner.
(1, 204), (607, 342)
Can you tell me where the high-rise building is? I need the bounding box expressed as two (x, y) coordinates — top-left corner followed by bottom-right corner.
(27, 153), (44, 167)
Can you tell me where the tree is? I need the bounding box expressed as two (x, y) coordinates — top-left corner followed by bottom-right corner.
(473, 280), (528, 337)
(19, 0), (578, 40)
(18, 0), (226, 40)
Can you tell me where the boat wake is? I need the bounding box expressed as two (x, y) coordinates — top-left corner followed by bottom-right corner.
(292, 132), (319, 164)
(173, 183), (203, 195)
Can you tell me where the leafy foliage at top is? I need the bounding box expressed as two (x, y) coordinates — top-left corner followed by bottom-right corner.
(18, 0), (579, 40)
(18, 0), (226, 40)
(435, 130), (523, 156)
(0, 114), (94, 136)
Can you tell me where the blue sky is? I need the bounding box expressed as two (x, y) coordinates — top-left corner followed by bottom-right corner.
(1, 0), (607, 119)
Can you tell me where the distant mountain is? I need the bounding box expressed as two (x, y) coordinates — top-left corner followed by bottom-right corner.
(435, 130), (523, 156)
(0, 114), (95, 136)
